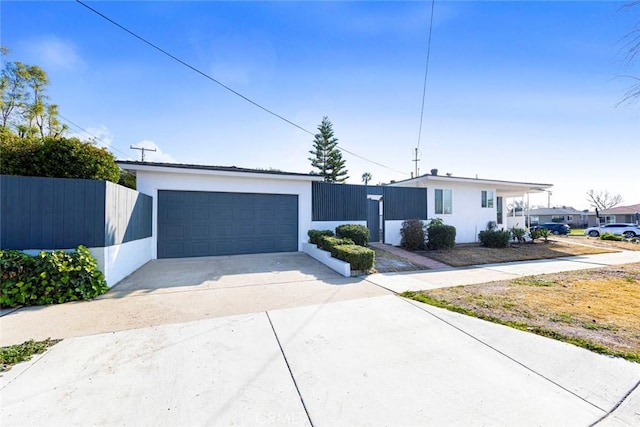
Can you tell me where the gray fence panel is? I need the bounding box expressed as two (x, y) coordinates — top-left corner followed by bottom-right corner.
(105, 182), (152, 245)
(383, 187), (428, 220)
(312, 182), (367, 221)
(1, 175), (106, 249)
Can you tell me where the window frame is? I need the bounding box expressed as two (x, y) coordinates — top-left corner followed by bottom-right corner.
(435, 188), (453, 215)
(481, 190), (494, 208)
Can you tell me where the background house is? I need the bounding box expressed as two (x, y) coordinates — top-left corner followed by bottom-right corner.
(388, 169), (552, 243)
(524, 207), (594, 228)
(600, 203), (640, 225)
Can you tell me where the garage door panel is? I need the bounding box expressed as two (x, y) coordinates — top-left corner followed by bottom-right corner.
(158, 190), (298, 258)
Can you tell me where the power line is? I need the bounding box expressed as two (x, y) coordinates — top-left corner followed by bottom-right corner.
(58, 114), (134, 160)
(74, 0), (409, 176)
(75, 0), (310, 135)
(416, 0), (436, 154)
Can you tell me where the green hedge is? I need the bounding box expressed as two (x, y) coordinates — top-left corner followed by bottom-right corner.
(308, 229), (334, 245)
(317, 235), (354, 253)
(332, 245), (375, 271)
(478, 229), (512, 248)
(335, 224), (370, 247)
(0, 246), (108, 308)
(427, 225), (456, 250)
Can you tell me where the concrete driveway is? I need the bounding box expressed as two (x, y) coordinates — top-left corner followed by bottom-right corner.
(0, 253), (389, 345)
(2, 251), (639, 425)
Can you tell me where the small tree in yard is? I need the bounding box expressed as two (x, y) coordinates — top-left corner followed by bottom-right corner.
(308, 116), (348, 183)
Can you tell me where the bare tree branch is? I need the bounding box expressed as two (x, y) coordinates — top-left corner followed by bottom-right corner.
(586, 189), (624, 211)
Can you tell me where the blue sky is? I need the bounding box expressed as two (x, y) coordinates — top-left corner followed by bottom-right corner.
(2, 1), (638, 210)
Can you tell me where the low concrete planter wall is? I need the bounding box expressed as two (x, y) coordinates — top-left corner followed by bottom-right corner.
(302, 242), (351, 277)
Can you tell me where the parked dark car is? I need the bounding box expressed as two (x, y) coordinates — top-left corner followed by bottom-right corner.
(531, 223), (571, 235)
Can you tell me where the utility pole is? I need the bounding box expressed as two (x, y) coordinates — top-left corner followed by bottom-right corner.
(130, 145), (156, 162)
(547, 191), (553, 208)
(412, 148), (420, 178)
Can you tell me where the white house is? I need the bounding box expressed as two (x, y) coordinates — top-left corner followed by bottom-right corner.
(118, 161), (323, 260)
(388, 169), (552, 243)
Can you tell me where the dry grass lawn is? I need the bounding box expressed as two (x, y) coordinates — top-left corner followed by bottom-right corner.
(419, 239), (615, 267)
(568, 235), (640, 251)
(404, 263), (640, 362)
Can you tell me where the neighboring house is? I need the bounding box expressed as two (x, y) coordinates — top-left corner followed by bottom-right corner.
(524, 207), (593, 228)
(387, 169), (552, 243)
(600, 203), (640, 225)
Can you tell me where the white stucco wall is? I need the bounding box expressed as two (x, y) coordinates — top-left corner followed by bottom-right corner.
(135, 169), (316, 259)
(91, 237), (153, 287)
(406, 181), (497, 243)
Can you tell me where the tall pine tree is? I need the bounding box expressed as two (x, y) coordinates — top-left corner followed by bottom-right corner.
(308, 116), (348, 183)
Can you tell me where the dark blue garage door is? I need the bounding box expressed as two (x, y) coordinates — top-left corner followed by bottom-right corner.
(158, 191), (298, 258)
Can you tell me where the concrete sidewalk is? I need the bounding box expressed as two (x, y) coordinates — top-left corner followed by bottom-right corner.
(366, 249), (640, 293)
(2, 295), (639, 426)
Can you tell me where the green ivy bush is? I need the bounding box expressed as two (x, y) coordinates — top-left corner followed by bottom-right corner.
(335, 224), (370, 247)
(427, 223), (456, 250)
(601, 233), (622, 241)
(332, 244), (375, 271)
(400, 219), (426, 251)
(308, 229), (334, 245)
(478, 229), (511, 248)
(0, 245), (108, 308)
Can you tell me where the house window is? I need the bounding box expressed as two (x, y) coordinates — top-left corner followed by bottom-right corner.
(601, 216), (615, 224)
(435, 189), (452, 215)
(481, 190), (494, 208)
(496, 196), (503, 224)
(530, 216), (540, 226)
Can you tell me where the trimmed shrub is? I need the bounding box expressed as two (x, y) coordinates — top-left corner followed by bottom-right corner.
(478, 229), (511, 248)
(335, 224), (370, 247)
(332, 244), (375, 271)
(400, 219), (426, 251)
(317, 235), (354, 253)
(601, 233), (622, 242)
(427, 225), (456, 250)
(0, 245), (108, 308)
(308, 229), (334, 245)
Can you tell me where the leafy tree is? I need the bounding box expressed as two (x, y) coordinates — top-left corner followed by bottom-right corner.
(586, 189), (623, 211)
(0, 48), (67, 139)
(362, 172), (372, 185)
(0, 136), (120, 183)
(308, 116), (348, 183)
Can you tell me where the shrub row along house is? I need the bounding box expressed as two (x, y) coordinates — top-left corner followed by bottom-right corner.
(1, 162), (551, 286)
